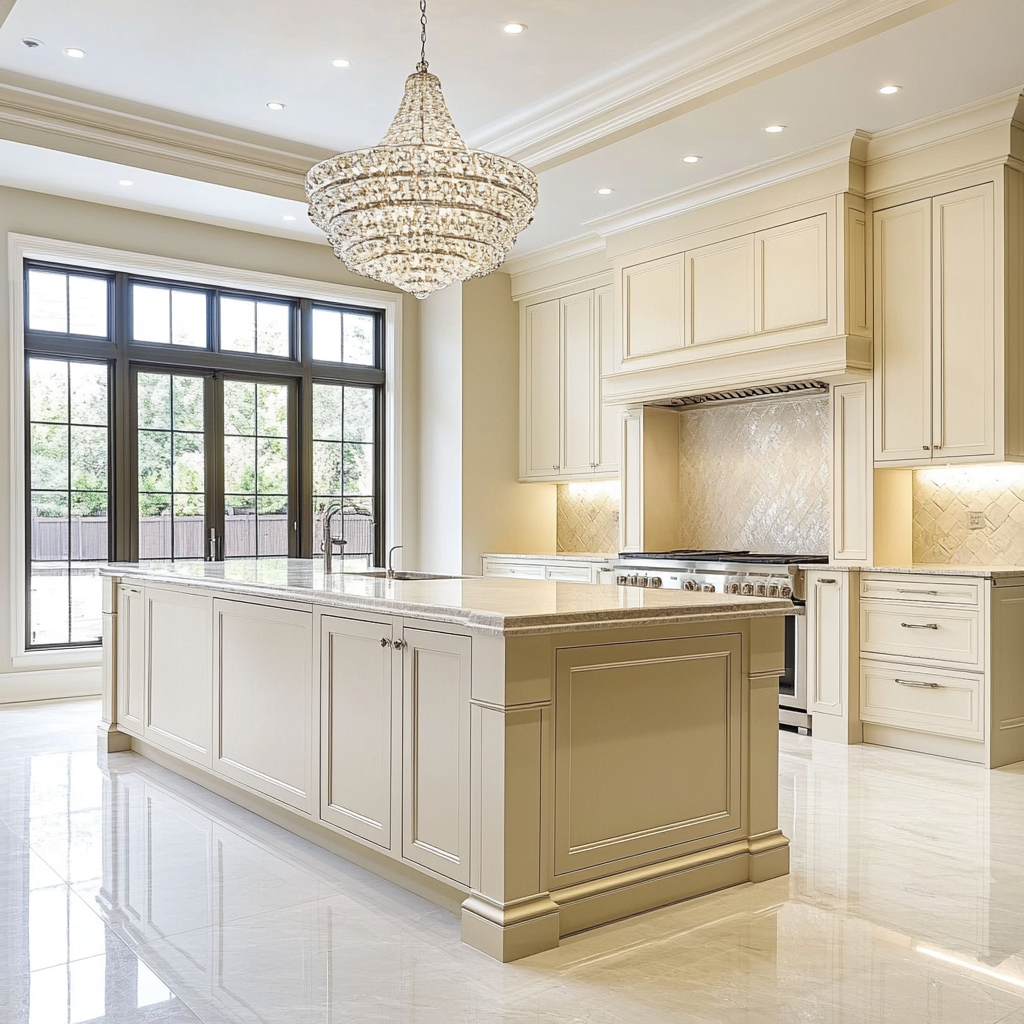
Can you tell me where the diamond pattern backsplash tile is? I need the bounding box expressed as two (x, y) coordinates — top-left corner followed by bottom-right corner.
(678, 395), (830, 554)
(914, 465), (1024, 564)
(557, 482), (620, 553)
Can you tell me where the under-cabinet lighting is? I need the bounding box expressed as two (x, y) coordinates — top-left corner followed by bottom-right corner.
(915, 464), (1024, 489)
(916, 946), (1024, 990)
(566, 481), (620, 500)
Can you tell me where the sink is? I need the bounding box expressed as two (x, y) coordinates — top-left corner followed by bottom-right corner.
(348, 569), (467, 581)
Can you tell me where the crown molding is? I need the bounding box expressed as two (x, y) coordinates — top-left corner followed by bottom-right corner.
(504, 235), (607, 279)
(0, 71), (328, 199)
(468, 0), (957, 171)
(586, 132), (867, 243)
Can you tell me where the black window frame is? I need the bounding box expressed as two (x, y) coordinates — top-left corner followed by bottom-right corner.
(23, 259), (387, 651)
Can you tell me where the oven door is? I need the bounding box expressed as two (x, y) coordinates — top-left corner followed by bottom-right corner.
(778, 613), (807, 713)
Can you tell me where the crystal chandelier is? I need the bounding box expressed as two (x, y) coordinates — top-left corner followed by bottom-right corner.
(305, 0), (539, 299)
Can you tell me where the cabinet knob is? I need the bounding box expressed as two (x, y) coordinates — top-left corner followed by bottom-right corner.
(922, 446), (930, 451)
(552, 464), (559, 470)
(380, 637), (391, 648)
(392, 638), (407, 651)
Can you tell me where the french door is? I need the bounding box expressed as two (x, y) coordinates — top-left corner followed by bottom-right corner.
(130, 367), (298, 560)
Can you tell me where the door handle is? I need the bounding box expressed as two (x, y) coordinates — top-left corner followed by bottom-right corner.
(817, 578), (837, 585)
(898, 589), (938, 595)
(896, 678), (941, 689)
(900, 622), (939, 630)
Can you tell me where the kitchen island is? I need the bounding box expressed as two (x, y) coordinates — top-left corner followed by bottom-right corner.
(100, 558), (794, 961)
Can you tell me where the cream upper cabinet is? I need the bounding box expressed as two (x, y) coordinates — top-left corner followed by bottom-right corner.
(623, 254), (684, 359)
(874, 182), (1004, 466)
(756, 214), (828, 334)
(522, 299), (561, 477)
(685, 235), (754, 346)
(520, 285), (617, 481)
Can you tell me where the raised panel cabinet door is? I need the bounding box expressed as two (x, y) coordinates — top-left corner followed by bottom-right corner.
(933, 183), (995, 460)
(620, 409), (643, 551)
(595, 286), (620, 474)
(214, 599), (314, 813)
(807, 573), (847, 716)
(401, 627), (472, 884)
(320, 615), (394, 848)
(756, 214), (828, 334)
(832, 382), (870, 563)
(116, 584), (146, 738)
(624, 254), (684, 358)
(561, 291), (596, 475)
(686, 235), (755, 345)
(145, 588), (213, 765)
(523, 299), (561, 477)
(873, 198), (933, 462)
(553, 633), (743, 877)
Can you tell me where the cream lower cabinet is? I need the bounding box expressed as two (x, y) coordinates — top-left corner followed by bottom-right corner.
(858, 573), (1024, 768)
(319, 612), (472, 884)
(520, 285), (618, 481)
(874, 178), (1024, 466)
(805, 569), (861, 744)
(213, 598), (315, 814)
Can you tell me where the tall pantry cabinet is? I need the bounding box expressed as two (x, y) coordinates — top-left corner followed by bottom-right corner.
(873, 172), (1024, 465)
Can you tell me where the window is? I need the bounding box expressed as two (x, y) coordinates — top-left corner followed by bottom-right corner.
(21, 260), (386, 651)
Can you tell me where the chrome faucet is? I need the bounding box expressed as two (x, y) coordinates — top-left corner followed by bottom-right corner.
(386, 544), (403, 579)
(321, 502), (346, 573)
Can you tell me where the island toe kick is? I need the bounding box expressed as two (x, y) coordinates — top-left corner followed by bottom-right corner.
(100, 571), (790, 961)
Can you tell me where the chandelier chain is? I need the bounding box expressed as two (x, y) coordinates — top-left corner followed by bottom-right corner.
(417, 0), (428, 72)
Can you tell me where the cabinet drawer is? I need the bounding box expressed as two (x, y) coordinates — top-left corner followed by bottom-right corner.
(860, 601), (980, 666)
(483, 561), (545, 580)
(545, 564), (593, 583)
(860, 659), (984, 740)
(860, 574), (981, 607)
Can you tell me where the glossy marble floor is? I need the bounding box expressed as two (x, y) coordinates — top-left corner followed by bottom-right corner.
(2, 701), (1024, 1024)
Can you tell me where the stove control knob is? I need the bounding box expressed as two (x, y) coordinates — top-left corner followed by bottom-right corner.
(755, 584), (767, 597)
(650, 576), (663, 588)
(768, 584), (780, 598)
(780, 585), (792, 598)
(741, 583), (755, 596)
(637, 576), (649, 587)
(701, 583), (715, 593)
(683, 580), (698, 591)
(617, 575), (628, 586)
(629, 575), (640, 586)
(727, 582), (741, 595)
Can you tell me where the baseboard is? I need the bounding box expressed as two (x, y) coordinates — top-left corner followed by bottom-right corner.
(0, 666), (101, 705)
(862, 723), (986, 765)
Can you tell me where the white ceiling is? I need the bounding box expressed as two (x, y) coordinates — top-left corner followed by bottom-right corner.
(0, 0), (1022, 262)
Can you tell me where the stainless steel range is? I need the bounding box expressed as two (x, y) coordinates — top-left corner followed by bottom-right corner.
(614, 549), (829, 733)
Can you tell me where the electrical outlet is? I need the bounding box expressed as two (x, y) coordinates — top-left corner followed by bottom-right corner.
(969, 511), (987, 530)
(612, 510), (620, 524)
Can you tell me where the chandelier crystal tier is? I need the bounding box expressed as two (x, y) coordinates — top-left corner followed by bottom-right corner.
(306, 0), (539, 299)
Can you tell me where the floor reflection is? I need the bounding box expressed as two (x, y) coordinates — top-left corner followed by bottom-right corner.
(1, 699), (1024, 1023)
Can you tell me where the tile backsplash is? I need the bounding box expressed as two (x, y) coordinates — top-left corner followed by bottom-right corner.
(677, 395), (830, 554)
(557, 482), (620, 553)
(914, 465), (1024, 564)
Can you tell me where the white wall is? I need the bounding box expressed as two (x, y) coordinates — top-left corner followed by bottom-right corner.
(0, 185), (419, 701)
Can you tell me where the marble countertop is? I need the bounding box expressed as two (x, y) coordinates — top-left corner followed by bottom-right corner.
(101, 559), (794, 636)
(800, 563), (1024, 580)
(481, 552), (616, 563)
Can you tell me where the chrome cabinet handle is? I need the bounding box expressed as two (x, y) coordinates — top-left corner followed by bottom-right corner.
(896, 678), (941, 689)
(899, 589), (938, 595)
(380, 637), (391, 648)
(392, 639), (407, 651)
(901, 622), (939, 629)
(817, 578), (837, 585)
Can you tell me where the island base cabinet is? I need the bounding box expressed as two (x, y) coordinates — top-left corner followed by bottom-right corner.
(213, 599), (314, 815)
(115, 584), (146, 739)
(320, 614), (397, 849)
(402, 628), (472, 885)
(145, 588), (213, 766)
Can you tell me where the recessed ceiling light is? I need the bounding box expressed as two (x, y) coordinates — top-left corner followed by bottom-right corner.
(595, 187), (615, 195)
(331, 58), (351, 68)
(878, 84), (901, 95)
(117, 179), (134, 187)
(681, 155), (702, 164)
(501, 22), (527, 34)
(282, 215), (297, 221)
(62, 47), (86, 59)
(266, 101), (286, 111)
(763, 124), (786, 133)
(21, 37), (43, 49)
